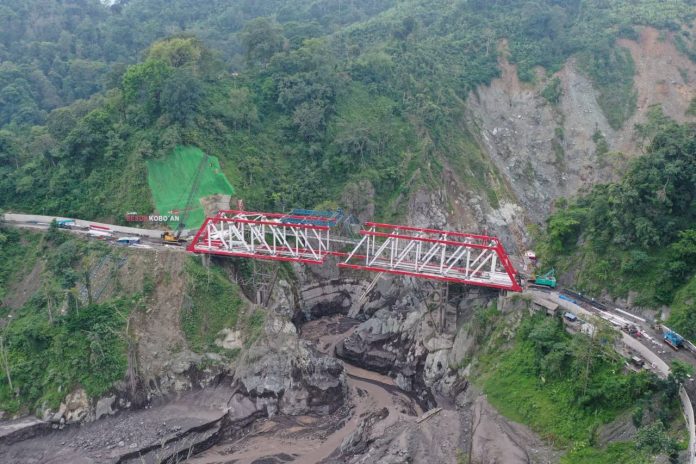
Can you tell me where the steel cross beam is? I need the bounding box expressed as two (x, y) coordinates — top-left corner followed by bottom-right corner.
(186, 211), (332, 264)
(339, 222), (522, 292)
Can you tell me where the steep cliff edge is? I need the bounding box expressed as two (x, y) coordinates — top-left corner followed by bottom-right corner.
(466, 27), (696, 223)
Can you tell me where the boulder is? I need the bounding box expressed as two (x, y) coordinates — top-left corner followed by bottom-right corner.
(64, 388), (89, 423)
(423, 350), (450, 386)
(95, 395), (116, 420)
(215, 328), (243, 350)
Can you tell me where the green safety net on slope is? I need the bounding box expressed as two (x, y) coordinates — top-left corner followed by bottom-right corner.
(146, 146), (234, 230)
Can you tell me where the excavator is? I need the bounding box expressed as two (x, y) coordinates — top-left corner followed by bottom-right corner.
(161, 153), (209, 245)
(161, 230), (187, 244)
(531, 268), (557, 288)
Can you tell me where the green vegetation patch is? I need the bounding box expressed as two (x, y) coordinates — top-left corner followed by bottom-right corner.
(477, 314), (659, 447)
(687, 96), (696, 116)
(0, 232), (140, 414)
(0, 230), (172, 416)
(538, 120), (696, 313)
(146, 146), (234, 229)
(668, 275), (696, 340)
(561, 442), (650, 464)
(473, 307), (685, 461)
(0, 301), (131, 414)
(541, 77), (563, 106)
(0, 227), (40, 302)
(181, 257), (242, 353)
(579, 47), (637, 130)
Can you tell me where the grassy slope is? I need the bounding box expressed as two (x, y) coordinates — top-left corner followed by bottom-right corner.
(0, 228), (249, 414)
(181, 257), (243, 353)
(472, 307), (680, 462)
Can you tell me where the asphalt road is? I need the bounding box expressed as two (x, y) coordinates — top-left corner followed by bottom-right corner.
(1, 213), (188, 252)
(528, 289), (671, 376)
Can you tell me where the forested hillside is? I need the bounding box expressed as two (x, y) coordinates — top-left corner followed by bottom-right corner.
(0, 0), (395, 127)
(1, 0), (694, 224)
(540, 118), (696, 336)
(1, 2), (696, 462)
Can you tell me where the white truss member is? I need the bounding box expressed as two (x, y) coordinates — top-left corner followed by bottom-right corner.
(188, 211), (522, 292)
(339, 222), (521, 292)
(187, 210), (332, 264)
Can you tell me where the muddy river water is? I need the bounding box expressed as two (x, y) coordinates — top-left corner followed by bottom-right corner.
(187, 315), (422, 464)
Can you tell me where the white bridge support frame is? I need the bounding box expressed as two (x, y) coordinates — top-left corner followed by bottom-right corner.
(186, 211), (332, 264)
(339, 222), (522, 292)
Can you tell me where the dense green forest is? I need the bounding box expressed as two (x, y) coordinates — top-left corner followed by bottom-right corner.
(1, 0), (694, 223)
(540, 117), (696, 335)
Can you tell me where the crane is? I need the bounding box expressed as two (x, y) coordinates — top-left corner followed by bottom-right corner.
(161, 153), (209, 244)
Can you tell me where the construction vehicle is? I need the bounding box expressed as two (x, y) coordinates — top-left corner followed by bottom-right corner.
(161, 231), (187, 245)
(664, 330), (684, 350)
(533, 268), (557, 288)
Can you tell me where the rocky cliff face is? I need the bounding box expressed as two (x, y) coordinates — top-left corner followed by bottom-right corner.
(335, 284), (497, 396)
(233, 314), (347, 417)
(290, 265), (499, 405)
(0, 238), (554, 464)
(0, 309), (347, 463)
(466, 27), (696, 224)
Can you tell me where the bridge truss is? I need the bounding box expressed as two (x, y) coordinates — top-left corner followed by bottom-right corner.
(187, 210), (521, 292)
(186, 210), (333, 264)
(339, 222), (521, 292)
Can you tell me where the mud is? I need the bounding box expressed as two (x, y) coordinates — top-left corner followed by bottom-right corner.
(187, 315), (422, 464)
(0, 383), (236, 464)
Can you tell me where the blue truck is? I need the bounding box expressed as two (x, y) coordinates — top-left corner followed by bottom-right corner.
(664, 330), (684, 350)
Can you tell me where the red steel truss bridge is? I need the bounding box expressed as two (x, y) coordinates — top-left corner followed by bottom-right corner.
(187, 209), (522, 292)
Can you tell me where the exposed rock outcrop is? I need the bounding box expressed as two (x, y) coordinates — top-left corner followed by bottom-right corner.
(0, 312), (347, 463)
(467, 28), (696, 224)
(335, 280), (498, 405)
(233, 315), (347, 417)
